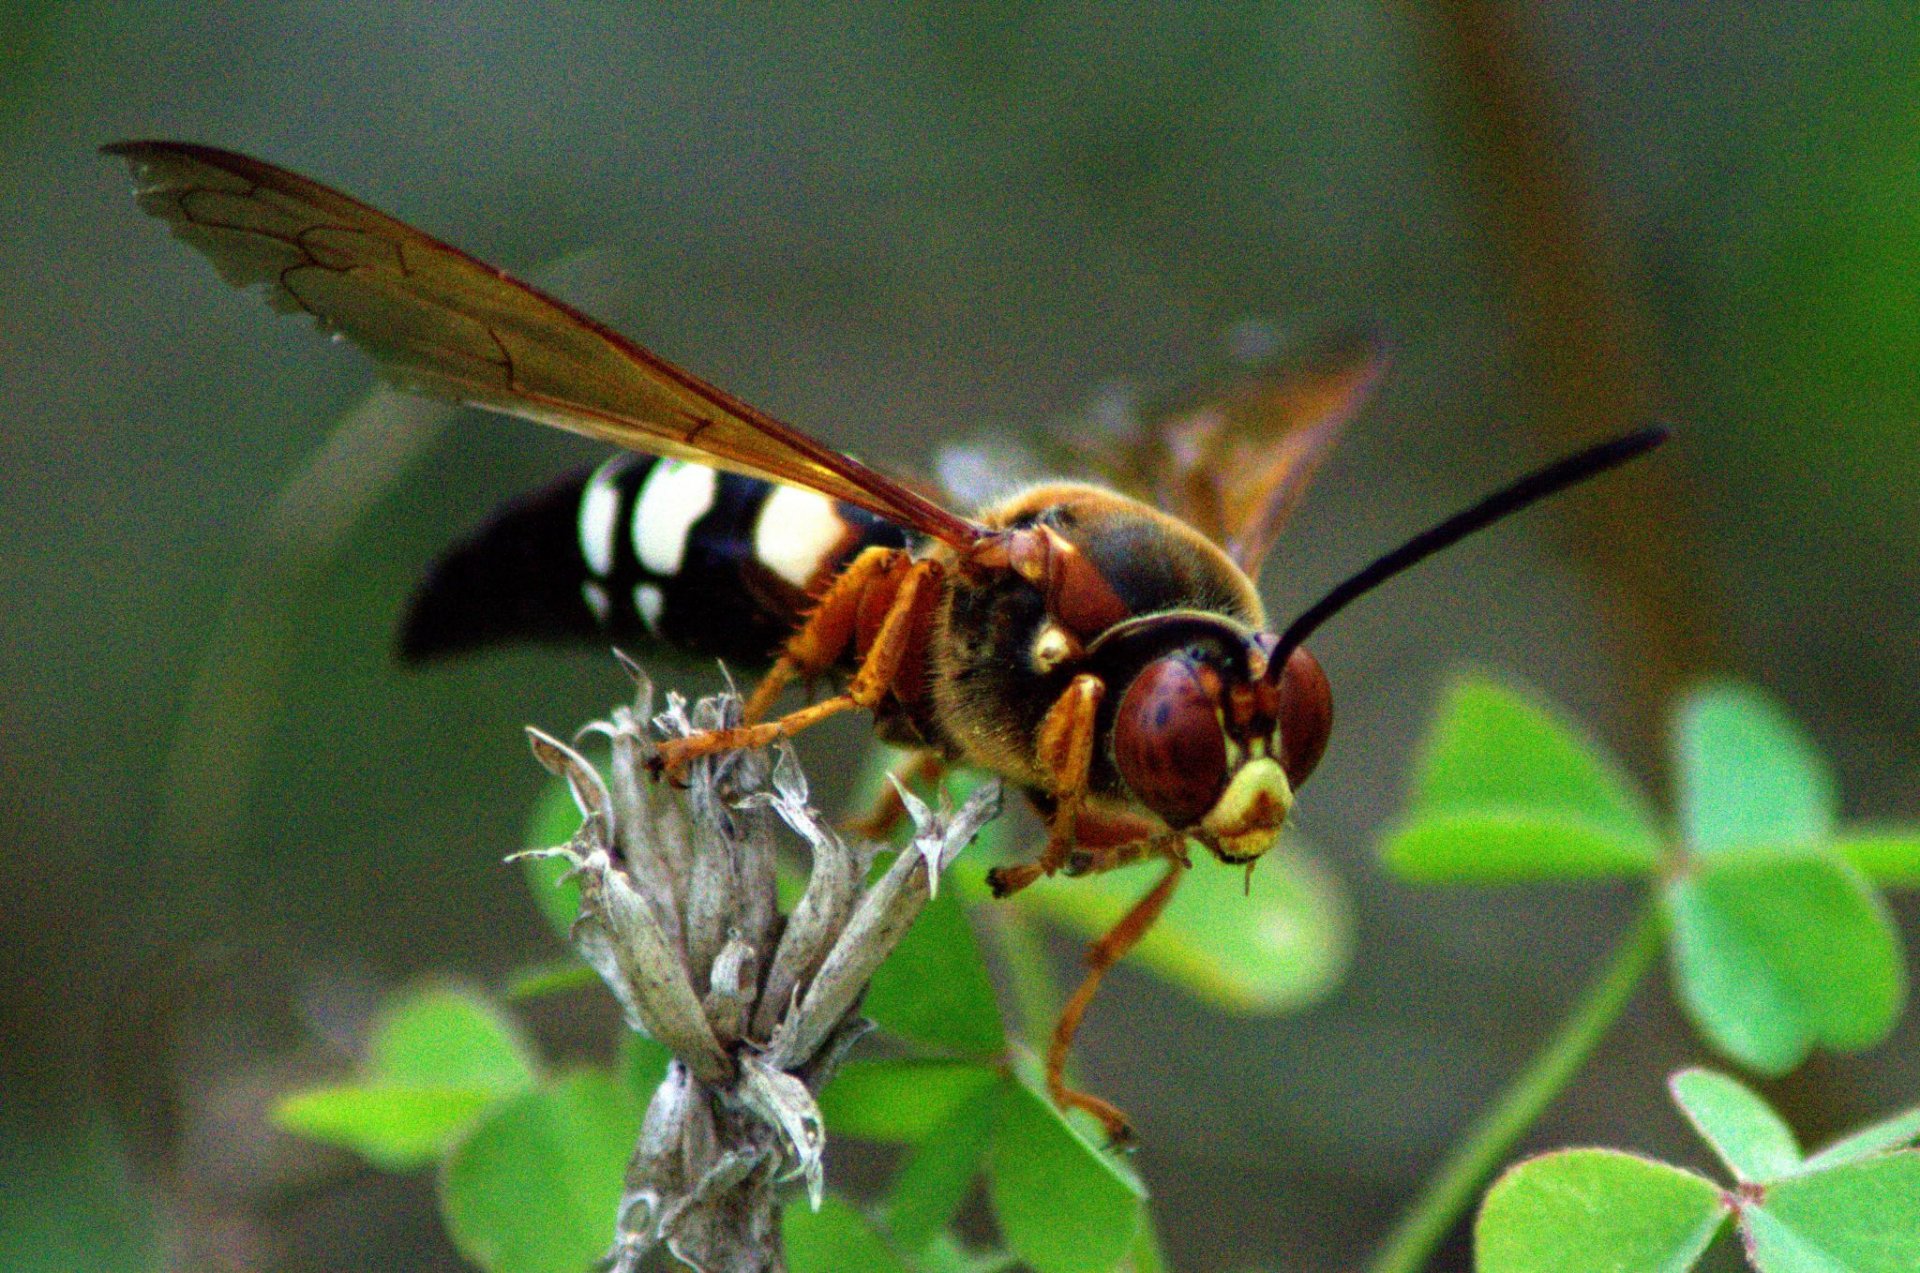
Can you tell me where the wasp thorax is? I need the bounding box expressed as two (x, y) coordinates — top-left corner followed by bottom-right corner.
(1111, 654), (1230, 830)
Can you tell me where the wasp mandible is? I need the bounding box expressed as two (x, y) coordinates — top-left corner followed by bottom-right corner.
(107, 141), (1664, 1142)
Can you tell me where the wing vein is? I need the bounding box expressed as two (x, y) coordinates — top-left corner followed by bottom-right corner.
(106, 139), (983, 549)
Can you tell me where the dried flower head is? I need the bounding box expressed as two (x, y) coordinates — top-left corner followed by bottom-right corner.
(520, 661), (1001, 1272)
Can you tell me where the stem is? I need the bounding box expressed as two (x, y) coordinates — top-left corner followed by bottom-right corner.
(1366, 897), (1665, 1273)
(983, 904), (1062, 1053)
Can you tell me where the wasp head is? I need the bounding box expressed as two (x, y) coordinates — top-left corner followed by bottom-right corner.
(1094, 615), (1332, 864)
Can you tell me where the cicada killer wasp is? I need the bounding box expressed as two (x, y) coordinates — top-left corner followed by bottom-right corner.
(106, 141), (1665, 1142)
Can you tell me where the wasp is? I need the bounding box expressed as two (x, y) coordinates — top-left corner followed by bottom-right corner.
(107, 141), (1664, 1142)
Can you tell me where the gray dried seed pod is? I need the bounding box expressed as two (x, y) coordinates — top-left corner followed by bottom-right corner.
(523, 674), (1001, 1273)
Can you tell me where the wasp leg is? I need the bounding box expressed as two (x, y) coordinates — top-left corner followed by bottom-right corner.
(842, 749), (946, 842)
(984, 674), (1105, 899)
(1049, 860), (1187, 1146)
(742, 546), (914, 723)
(1063, 821), (1190, 877)
(654, 556), (942, 775)
(1048, 805), (1175, 871)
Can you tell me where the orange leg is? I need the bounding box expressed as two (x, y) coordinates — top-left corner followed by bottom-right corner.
(654, 556), (942, 776)
(1063, 823), (1190, 879)
(742, 546), (912, 723)
(842, 750), (946, 842)
(1049, 860), (1187, 1145)
(985, 674), (1105, 899)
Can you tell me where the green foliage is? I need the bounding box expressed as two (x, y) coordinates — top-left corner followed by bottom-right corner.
(1009, 843), (1350, 1013)
(988, 1075), (1146, 1273)
(822, 1057), (1148, 1273)
(274, 986), (643, 1273)
(517, 743), (1352, 1029)
(264, 677), (1920, 1273)
(1668, 1068), (1799, 1182)
(1743, 1155), (1920, 1272)
(916, 1235), (1024, 1273)
(272, 746), (1186, 1273)
(818, 1058), (1001, 1142)
(785, 1195), (914, 1273)
(277, 677), (1916, 1273)
(801, 745), (1354, 1272)
(1477, 1069), (1920, 1273)
(1675, 682), (1836, 854)
(1384, 675), (1915, 1073)
(369, 987), (538, 1089)
(272, 986), (537, 1170)
(275, 1086), (505, 1173)
(1664, 850), (1902, 1074)
(862, 882), (1006, 1056)
(1389, 677), (1663, 879)
(1834, 829), (1920, 886)
(618, 1031), (672, 1099)
(504, 959), (600, 1001)
(440, 1072), (642, 1273)
(503, 775), (591, 1006)
(1383, 815), (1662, 882)
(886, 1091), (1001, 1252)
(1802, 1107), (1920, 1172)
(1477, 1149), (1726, 1273)
(1124, 1213), (1170, 1273)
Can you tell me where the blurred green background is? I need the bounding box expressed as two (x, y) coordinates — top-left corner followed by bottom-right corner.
(4, 3), (1918, 1270)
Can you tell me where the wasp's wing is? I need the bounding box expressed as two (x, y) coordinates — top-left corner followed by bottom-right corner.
(996, 333), (1382, 573)
(1151, 331), (1384, 575)
(105, 141), (982, 549)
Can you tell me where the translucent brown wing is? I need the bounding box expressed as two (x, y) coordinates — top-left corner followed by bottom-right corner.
(104, 140), (982, 549)
(970, 331), (1383, 574)
(1150, 330), (1384, 575)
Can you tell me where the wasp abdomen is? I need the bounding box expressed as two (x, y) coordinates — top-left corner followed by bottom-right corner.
(401, 455), (907, 665)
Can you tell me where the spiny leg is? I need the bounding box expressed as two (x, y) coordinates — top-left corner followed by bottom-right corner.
(742, 546), (913, 723)
(984, 673), (1105, 899)
(1049, 859), (1187, 1145)
(842, 749), (946, 842)
(654, 557), (942, 776)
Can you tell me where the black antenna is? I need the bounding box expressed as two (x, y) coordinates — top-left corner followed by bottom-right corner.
(1271, 424), (1669, 667)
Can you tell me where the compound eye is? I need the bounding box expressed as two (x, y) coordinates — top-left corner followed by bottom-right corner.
(1112, 656), (1228, 828)
(1275, 647), (1333, 788)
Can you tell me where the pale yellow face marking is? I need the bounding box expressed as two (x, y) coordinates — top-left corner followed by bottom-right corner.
(1199, 757), (1293, 861)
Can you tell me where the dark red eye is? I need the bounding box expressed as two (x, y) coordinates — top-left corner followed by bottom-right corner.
(1112, 656), (1228, 828)
(1275, 647), (1332, 788)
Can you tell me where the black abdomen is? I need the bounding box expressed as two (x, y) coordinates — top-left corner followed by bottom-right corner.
(401, 455), (908, 666)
